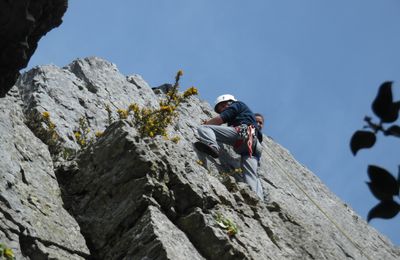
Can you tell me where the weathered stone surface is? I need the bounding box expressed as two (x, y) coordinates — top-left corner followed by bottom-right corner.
(18, 57), (158, 152)
(62, 115), (399, 259)
(104, 205), (205, 260)
(0, 0), (68, 97)
(1, 56), (399, 259)
(0, 88), (89, 259)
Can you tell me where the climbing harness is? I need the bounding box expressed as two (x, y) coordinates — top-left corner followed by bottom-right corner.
(234, 124), (256, 157)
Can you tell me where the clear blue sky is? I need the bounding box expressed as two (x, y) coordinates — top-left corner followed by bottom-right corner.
(27, 0), (400, 245)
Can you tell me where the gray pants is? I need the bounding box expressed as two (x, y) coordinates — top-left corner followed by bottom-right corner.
(197, 125), (264, 200)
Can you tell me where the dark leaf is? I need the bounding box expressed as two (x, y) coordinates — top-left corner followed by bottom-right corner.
(398, 166), (400, 186)
(350, 131), (376, 155)
(367, 200), (400, 222)
(372, 81), (399, 123)
(368, 165), (399, 197)
(395, 101), (400, 110)
(367, 182), (395, 201)
(384, 125), (400, 138)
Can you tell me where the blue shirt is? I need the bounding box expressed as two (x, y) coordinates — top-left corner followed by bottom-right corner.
(220, 101), (257, 126)
(220, 101), (263, 143)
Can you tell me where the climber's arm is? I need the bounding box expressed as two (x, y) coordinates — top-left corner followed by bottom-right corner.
(203, 116), (224, 125)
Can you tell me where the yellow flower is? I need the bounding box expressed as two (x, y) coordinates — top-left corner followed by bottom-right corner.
(117, 109), (129, 119)
(128, 103), (139, 112)
(170, 136), (180, 143)
(95, 131), (104, 138)
(183, 86), (198, 97)
(42, 111), (50, 120)
(48, 122), (56, 130)
(74, 131), (81, 139)
(4, 248), (15, 259)
(175, 69), (184, 82)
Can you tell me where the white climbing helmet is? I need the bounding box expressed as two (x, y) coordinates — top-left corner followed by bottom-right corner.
(214, 94), (237, 112)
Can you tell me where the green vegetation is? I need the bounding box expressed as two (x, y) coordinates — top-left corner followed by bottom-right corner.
(105, 103), (114, 126)
(24, 111), (63, 156)
(73, 116), (92, 149)
(127, 70), (198, 139)
(0, 244), (15, 260)
(215, 212), (239, 236)
(32, 70), (197, 155)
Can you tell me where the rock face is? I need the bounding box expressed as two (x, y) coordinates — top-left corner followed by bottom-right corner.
(0, 0), (68, 97)
(0, 88), (89, 259)
(1, 56), (399, 259)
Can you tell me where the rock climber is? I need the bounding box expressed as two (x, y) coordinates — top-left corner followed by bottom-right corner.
(194, 94), (264, 200)
(255, 113), (264, 131)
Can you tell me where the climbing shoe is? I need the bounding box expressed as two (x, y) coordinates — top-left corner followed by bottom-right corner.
(194, 141), (219, 158)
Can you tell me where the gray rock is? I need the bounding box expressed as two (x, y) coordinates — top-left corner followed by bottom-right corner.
(104, 205), (205, 260)
(152, 83), (173, 94)
(1, 56), (398, 259)
(17, 57), (159, 152)
(0, 87), (89, 259)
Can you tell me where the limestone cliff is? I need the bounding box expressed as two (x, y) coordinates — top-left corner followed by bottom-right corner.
(0, 57), (399, 259)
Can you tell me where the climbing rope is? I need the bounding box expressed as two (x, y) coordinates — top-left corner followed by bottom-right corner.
(263, 146), (373, 260)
